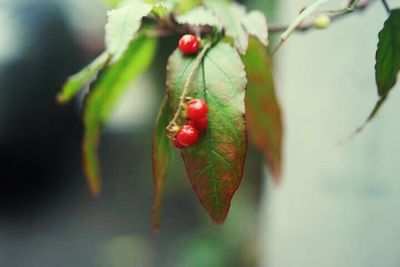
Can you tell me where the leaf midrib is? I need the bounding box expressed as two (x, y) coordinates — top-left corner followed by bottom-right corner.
(202, 61), (221, 216)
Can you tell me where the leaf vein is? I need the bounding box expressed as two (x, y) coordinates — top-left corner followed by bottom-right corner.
(202, 60), (221, 215)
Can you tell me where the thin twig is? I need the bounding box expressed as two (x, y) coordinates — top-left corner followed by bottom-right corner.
(145, 15), (214, 39)
(336, 0), (363, 12)
(348, 0), (359, 7)
(268, 0), (376, 34)
(271, 0), (330, 55)
(145, 0), (375, 40)
(381, 0), (391, 13)
(166, 42), (212, 134)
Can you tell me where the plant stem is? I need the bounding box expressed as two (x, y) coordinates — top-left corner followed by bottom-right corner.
(166, 42), (212, 135)
(145, 0), (375, 40)
(381, 0), (390, 13)
(268, 0), (375, 34)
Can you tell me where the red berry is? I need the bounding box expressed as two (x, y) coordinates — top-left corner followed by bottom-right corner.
(188, 117), (208, 131)
(178, 34), (200, 55)
(176, 125), (199, 147)
(172, 138), (186, 149)
(187, 99), (208, 121)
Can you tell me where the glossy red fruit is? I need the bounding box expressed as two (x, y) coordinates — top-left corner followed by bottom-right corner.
(178, 34), (200, 55)
(187, 99), (208, 121)
(172, 138), (186, 149)
(176, 125), (199, 147)
(188, 117), (208, 131)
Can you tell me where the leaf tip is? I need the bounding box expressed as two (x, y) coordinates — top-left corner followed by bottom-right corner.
(211, 216), (227, 225)
(151, 195), (162, 233)
(84, 166), (102, 198)
(82, 164), (102, 198)
(271, 168), (283, 186)
(56, 93), (68, 105)
(82, 140), (102, 198)
(340, 96), (387, 144)
(152, 226), (160, 236)
(89, 181), (102, 198)
(151, 208), (161, 234)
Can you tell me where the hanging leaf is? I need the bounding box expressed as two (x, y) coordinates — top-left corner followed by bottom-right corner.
(241, 11), (269, 47)
(83, 36), (157, 196)
(105, 2), (153, 62)
(175, 6), (221, 28)
(100, 37), (157, 122)
(167, 42), (247, 224)
(57, 52), (109, 104)
(348, 9), (400, 138)
(376, 9), (400, 97)
(152, 97), (173, 231)
(243, 39), (283, 184)
(205, 1), (248, 54)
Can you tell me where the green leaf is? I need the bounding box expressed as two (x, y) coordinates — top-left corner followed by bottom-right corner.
(376, 9), (400, 97)
(175, 6), (221, 28)
(167, 42), (247, 224)
(152, 97), (173, 231)
(348, 9), (400, 138)
(100, 37), (157, 122)
(243, 39), (283, 184)
(103, 0), (122, 8)
(173, 0), (201, 14)
(241, 11), (269, 47)
(105, 2), (153, 61)
(82, 36), (157, 196)
(205, 1), (248, 54)
(57, 52), (109, 104)
(152, 3), (170, 19)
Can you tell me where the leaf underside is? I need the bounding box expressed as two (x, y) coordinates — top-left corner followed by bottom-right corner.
(105, 2), (153, 62)
(205, 1), (249, 54)
(243, 39), (283, 184)
(241, 11), (269, 46)
(152, 97), (173, 231)
(204, 1), (269, 54)
(175, 6), (221, 28)
(167, 43), (247, 224)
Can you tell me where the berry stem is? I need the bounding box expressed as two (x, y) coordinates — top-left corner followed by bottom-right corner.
(167, 42), (212, 135)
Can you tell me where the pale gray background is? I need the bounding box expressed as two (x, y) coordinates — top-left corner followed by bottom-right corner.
(261, 1), (400, 266)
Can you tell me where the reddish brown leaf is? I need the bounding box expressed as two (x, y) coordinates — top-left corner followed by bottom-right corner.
(151, 97), (172, 231)
(243, 39), (284, 184)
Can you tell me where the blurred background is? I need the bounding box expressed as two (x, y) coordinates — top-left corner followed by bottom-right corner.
(0, 0), (399, 266)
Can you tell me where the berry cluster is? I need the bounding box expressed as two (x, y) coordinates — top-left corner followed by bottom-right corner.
(172, 99), (209, 149)
(169, 35), (207, 149)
